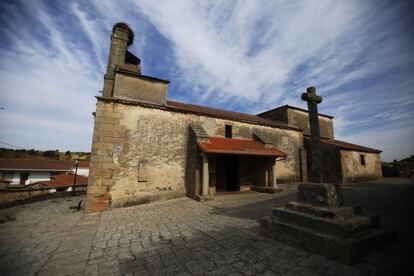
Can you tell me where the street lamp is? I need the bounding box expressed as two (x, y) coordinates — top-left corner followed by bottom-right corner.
(72, 159), (79, 196)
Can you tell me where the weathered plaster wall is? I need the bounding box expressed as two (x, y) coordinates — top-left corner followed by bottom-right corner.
(113, 73), (168, 105)
(86, 100), (303, 211)
(288, 109), (334, 139)
(340, 151), (383, 183)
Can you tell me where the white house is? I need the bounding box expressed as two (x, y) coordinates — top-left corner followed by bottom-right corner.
(71, 161), (90, 177)
(0, 158), (89, 186)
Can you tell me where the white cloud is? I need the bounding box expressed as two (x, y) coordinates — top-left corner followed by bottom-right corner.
(0, 0), (412, 161)
(0, 0), (99, 151)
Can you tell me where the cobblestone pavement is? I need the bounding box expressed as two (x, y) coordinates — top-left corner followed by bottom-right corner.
(0, 178), (413, 275)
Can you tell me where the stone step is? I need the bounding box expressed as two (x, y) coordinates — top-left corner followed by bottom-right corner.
(345, 216), (377, 233)
(250, 186), (283, 193)
(285, 201), (362, 220)
(272, 208), (374, 237)
(260, 215), (397, 265)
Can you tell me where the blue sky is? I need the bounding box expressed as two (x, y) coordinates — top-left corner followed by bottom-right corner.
(0, 0), (413, 162)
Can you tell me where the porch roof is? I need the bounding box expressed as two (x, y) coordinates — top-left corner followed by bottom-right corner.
(197, 137), (286, 157)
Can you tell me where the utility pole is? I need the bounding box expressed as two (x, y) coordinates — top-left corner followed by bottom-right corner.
(72, 159), (79, 196)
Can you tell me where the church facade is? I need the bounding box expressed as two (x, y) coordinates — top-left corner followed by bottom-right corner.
(85, 23), (382, 212)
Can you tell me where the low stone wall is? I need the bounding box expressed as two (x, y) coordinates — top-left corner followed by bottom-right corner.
(0, 189), (86, 209)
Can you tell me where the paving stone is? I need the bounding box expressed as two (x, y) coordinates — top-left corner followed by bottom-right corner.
(0, 180), (412, 275)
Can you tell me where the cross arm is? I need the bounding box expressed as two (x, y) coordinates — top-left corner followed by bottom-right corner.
(301, 92), (322, 103)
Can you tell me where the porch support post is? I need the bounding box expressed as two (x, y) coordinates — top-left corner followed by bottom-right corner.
(272, 157), (278, 188)
(202, 153), (209, 196)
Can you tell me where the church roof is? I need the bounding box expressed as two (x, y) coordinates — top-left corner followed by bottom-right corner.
(321, 139), (382, 153)
(97, 96), (301, 131)
(258, 104), (334, 119)
(167, 101), (297, 130)
(197, 137), (286, 157)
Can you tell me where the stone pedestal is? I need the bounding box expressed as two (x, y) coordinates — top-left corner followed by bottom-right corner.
(297, 183), (344, 207)
(260, 183), (396, 264)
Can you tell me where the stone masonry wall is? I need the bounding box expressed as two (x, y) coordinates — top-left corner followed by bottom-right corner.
(340, 150), (383, 183)
(113, 73), (168, 105)
(288, 109), (334, 139)
(86, 100), (303, 211)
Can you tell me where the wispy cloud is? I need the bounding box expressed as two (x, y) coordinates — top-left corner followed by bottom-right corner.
(0, 0), (413, 161)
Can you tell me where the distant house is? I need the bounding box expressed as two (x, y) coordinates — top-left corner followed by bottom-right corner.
(40, 173), (89, 192)
(0, 158), (90, 186)
(72, 161), (90, 177)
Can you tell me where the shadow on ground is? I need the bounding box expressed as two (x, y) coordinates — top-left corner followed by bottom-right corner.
(202, 180), (414, 274)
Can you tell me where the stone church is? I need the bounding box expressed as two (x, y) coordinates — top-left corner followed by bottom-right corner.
(85, 23), (382, 212)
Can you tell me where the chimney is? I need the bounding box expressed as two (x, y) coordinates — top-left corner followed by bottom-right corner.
(102, 22), (136, 97)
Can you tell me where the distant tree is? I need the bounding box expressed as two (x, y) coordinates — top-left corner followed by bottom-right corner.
(43, 150), (59, 159)
(65, 150), (71, 158)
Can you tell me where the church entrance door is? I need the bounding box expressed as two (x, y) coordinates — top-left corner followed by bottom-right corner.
(216, 155), (239, 192)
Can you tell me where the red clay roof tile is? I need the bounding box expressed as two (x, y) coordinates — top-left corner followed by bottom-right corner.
(41, 173), (88, 188)
(198, 137), (286, 157)
(322, 139), (382, 153)
(0, 159), (72, 171)
(0, 159), (90, 171)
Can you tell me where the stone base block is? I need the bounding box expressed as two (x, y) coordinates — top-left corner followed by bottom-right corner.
(285, 201), (362, 220)
(85, 200), (110, 213)
(260, 216), (396, 264)
(272, 207), (375, 237)
(194, 195), (214, 202)
(298, 182), (344, 207)
(250, 186), (283, 193)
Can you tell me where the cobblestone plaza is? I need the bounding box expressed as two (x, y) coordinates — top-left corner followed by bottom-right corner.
(0, 179), (413, 275)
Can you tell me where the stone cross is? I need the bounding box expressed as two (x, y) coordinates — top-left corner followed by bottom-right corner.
(301, 87), (323, 182)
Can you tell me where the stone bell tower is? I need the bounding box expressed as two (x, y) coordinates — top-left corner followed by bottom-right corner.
(86, 22), (169, 213)
(102, 22), (141, 97)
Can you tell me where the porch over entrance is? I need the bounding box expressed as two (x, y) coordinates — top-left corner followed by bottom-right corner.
(197, 137), (286, 198)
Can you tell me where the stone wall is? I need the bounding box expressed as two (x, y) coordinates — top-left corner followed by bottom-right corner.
(113, 73), (168, 105)
(86, 99), (303, 211)
(259, 107), (334, 139)
(340, 150), (383, 183)
(287, 109), (334, 139)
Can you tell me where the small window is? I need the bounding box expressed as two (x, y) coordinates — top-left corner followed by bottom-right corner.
(225, 125), (232, 138)
(138, 160), (148, 182)
(360, 154), (366, 166)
